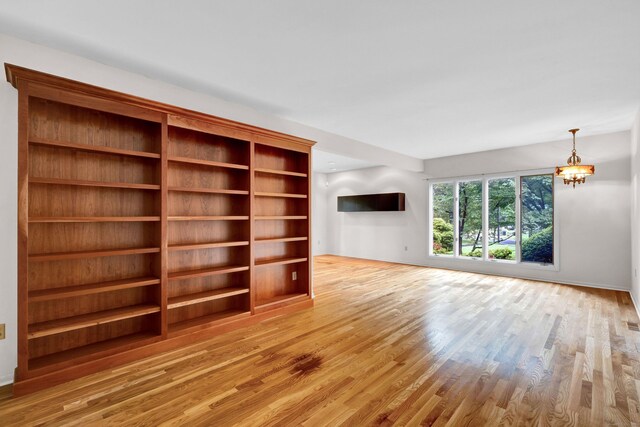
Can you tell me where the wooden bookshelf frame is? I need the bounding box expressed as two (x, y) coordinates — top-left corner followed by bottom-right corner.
(6, 63), (314, 396)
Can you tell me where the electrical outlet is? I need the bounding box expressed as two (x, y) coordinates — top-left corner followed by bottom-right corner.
(0, 324), (5, 340)
(292, 271), (297, 281)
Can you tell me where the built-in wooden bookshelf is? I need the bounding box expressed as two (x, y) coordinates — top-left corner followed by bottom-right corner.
(166, 123), (252, 335)
(253, 143), (311, 311)
(6, 63), (313, 395)
(24, 92), (164, 383)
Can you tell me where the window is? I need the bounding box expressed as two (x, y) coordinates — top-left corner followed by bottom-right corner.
(521, 175), (554, 264)
(458, 180), (483, 258)
(429, 171), (555, 267)
(488, 178), (516, 261)
(431, 183), (454, 255)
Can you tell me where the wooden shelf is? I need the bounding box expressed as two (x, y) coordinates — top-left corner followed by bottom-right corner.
(168, 216), (249, 221)
(254, 192), (307, 199)
(29, 216), (160, 223)
(28, 305), (161, 339)
(30, 177), (160, 191)
(168, 287), (249, 309)
(169, 241), (249, 252)
(255, 257), (308, 267)
(168, 310), (250, 336)
(28, 332), (160, 372)
(254, 167), (307, 178)
(255, 216), (307, 220)
(168, 265), (249, 281)
(29, 247), (160, 262)
(255, 293), (308, 309)
(169, 186), (249, 195)
(255, 237), (308, 244)
(29, 277), (160, 302)
(168, 156), (248, 170)
(30, 136), (161, 159)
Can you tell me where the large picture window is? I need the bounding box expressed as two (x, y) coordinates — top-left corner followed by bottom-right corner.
(431, 183), (454, 255)
(488, 178), (516, 261)
(429, 171), (555, 267)
(458, 180), (483, 258)
(521, 175), (554, 264)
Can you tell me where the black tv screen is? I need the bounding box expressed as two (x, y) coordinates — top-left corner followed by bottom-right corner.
(337, 193), (405, 212)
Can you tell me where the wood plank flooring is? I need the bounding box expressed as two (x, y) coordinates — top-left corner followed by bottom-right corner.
(1, 255), (640, 426)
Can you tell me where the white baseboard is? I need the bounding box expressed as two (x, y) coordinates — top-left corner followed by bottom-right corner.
(521, 277), (630, 292)
(424, 262), (630, 292)
(630, 290), (640, 321)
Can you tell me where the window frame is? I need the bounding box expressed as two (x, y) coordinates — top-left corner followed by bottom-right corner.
(428, 168), (558, 271)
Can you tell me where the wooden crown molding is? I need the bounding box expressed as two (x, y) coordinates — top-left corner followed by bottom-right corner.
(4, 63), (315, 147)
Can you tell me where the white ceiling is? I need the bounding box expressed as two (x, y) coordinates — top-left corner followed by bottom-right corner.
(1, 1), (639, 159)
(313, 149), (377, 174)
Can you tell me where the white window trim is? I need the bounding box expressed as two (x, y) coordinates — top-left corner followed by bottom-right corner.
(427, 168), (559, 271)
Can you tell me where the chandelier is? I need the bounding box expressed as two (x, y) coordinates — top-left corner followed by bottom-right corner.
(554, 128), (595, 188)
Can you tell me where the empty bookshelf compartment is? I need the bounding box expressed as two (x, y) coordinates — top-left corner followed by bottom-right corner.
(29, 185), (160, 218)
(28, 286), (160, 327)
(168, 192), (249, 218)
(254, 144), (308, 175)
(168, 294), (250, 335)
(254, 196), (307, 218)
(168, 126), (249, 167)
(169, 220), (248, 246)
(254, 219), (308, 242)
(28, 222), (160, 255)
(29, 97), (161, 155)
(28, 253), (159, 291)
(29, 144), (159, 188)
(168, 246), (249, 277)
(28, 315), (160, 372)
(168, 162), (249, 193)
(254, 172), (308, 195)
(255, 263), (309, 308)
(168, 271), (249, 304)
(254, 241), (307, 266)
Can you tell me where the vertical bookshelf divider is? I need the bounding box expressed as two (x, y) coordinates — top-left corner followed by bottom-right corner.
(249, 139), (257, 314)
(160, 115), (169, 338)
(306, 142), (313, 300)
(6, 63), (314, 396)
(17, 78), (30, 381)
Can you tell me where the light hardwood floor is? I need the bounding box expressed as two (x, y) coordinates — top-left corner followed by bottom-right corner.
(1, 255), (639, 426)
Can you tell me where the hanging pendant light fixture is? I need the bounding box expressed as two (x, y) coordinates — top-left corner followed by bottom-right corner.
(554, 128), (595, 188)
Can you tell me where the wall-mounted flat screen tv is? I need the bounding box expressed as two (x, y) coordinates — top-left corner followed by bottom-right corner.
(337, 192), (405, 212)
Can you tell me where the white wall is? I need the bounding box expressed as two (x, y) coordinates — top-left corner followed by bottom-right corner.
(326, 131), (632, 291)
(631, 112), (640, 308)
(0, 65), (18, 385)
(312, 171), (328, 255)
(326, 166), (428, 265)
(0, 33), (421, 385)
